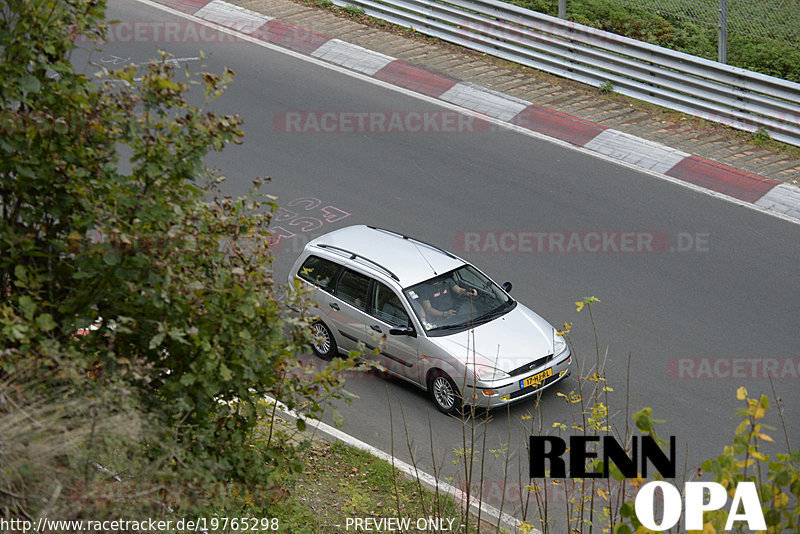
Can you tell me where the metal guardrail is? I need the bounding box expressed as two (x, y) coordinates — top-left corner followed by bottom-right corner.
(331, 0), (800, 147)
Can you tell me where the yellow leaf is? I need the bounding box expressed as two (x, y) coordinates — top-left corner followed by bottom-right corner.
(629, 474), (645, 489)
(736, 386), (747, 400)
(735, 419), (750, 435)
(575, 301), (585, 312)
(774, 491), (789, 507)
(757, 432), (773, 442)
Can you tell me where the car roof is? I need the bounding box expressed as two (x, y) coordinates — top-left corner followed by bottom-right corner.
(306, 225), (465, 288)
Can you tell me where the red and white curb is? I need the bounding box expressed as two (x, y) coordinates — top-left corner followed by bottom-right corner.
(151, 0), (800, 224)
(263, 396), (534, 534)
(441, 82), (531, 122)
(754, 183), (800, 219)
(312, 39), (395, 75)
(194, 0), (271, 29)
(584, 129), (690, 175)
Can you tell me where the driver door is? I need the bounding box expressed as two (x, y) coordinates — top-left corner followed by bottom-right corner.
(366, 281), (421, 383)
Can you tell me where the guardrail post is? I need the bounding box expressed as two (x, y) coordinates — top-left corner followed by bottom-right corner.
(718, 0), (728, 64)
(559, 0), (566, 19)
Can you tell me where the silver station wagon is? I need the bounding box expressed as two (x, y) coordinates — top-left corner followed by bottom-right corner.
(288, 225), (571, 414)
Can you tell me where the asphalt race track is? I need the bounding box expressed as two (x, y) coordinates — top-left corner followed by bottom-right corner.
(73, 0), (800, 526)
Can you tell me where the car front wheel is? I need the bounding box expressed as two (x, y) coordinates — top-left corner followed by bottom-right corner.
(428, 370), (462, 415)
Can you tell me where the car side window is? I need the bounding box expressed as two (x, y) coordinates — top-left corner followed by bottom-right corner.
(335, 269), (370, 312)
(297, 255), (341, 291)
(371, 282), (410, 327)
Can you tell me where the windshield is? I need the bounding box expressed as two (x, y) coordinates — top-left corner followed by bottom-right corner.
(403, 265), (515, 336)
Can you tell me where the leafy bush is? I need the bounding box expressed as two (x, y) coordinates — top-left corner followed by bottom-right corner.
(0, 0), (355, 521)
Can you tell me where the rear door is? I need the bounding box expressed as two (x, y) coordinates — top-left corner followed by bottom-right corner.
(294, 254), (345, 336)
(327, 268), (372, 352)
(295, 255), (342, 293)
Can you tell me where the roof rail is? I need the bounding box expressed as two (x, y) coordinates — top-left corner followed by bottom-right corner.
(316, 244), (400, 282)
(366, 226), (458, 260)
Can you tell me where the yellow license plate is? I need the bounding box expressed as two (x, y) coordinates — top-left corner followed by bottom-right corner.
(520, 368), (553, 389)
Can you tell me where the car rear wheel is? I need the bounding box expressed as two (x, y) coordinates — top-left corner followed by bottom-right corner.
(310, 321), (337, 360)
(428, 370), (462, 415)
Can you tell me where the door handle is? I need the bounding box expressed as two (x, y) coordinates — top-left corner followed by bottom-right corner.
(370, 324), (382, 333)
(329, 302), (340, 311)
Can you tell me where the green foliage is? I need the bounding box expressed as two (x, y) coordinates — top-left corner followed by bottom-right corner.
(530, 297), (628, 533)
(342, 4), (366, 16)
(506, 0), (800, 81)
(528, 300), (798, 534)
(616, 387), (800, 533)
(1, 0), (356, 521)
(599, 80), (614, 93)
(753, 127), (772, 146)
(699, 388), (799, 532)
(728, 34), (800, 82)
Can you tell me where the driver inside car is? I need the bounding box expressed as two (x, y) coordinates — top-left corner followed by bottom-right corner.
(418, 275), (477, 326)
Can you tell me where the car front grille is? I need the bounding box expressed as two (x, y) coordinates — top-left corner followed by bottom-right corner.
(508, 354), (553, 377)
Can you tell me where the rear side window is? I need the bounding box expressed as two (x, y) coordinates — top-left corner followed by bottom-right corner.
(336, 269), (370, 312)
(298, 255), (341, 291)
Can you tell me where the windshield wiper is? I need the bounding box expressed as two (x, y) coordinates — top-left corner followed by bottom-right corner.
(430, 322), (471, 332)
(429, 302), (515, 333)
(474, 302), (513, 324)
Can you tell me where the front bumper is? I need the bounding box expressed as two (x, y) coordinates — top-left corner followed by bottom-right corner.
(463, 351), (572, 409)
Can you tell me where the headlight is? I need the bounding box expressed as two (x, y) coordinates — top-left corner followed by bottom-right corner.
(468, 363), (511, 382)
(553, 329), (568, 357)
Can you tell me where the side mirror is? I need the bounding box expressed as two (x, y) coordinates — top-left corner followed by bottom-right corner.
(389, 325), (416, 337)
(501, 282), (512, 293)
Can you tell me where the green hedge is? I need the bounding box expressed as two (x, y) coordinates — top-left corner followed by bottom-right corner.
(509, 0), (800, 82)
